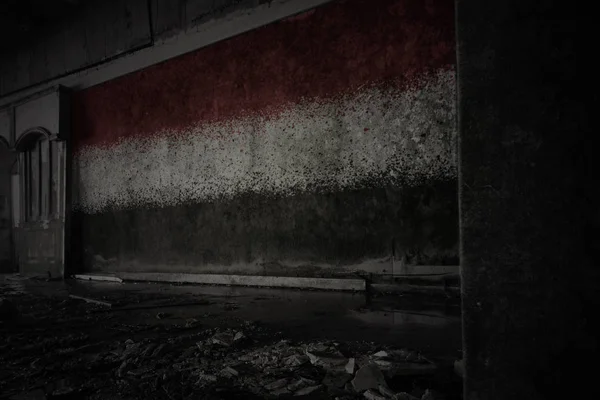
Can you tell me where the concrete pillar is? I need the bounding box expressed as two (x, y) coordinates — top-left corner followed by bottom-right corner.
(457, 1), (596, 399)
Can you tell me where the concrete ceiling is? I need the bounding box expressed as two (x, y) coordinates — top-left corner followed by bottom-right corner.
(0, 0), (82, 51)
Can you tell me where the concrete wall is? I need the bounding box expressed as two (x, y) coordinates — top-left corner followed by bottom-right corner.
(71, 0), (458, 277)
(0, 110), (11, 271)
(0, 144), (12, 271)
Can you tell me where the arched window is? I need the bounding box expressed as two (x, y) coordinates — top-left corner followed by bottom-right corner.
(15, 128), (57, 222)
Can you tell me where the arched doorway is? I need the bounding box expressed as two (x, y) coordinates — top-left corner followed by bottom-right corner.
(0, 137), (15, 272)
(14, 127), (67, 278)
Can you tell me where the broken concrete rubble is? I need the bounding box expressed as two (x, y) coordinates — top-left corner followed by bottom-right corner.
(285, 353), (309, 367)
(265, 377), (290, 391)
(0, 278), (459, 399)
(323, 371), (353, 389)
(378, 384), (396, 397)
(345, 357), (356, 374)
(295, 384), (323, 396)
(220, 366), (239, 377)
(392, 393), (421, 400)
(352, 364), (388, 392)
(364, 389), (388, 400)
(210, 330), (244, 346)
(288, 376), (318, 391)
(368, 348), (438, 377)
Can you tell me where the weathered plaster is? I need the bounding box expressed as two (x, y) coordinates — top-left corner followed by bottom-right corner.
(75, 70), (456, 213)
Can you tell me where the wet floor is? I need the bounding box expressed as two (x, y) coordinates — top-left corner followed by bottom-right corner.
(1, 274), (462, 363)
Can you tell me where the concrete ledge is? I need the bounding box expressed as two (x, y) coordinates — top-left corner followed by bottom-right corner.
(371, 283), (460, 297)
(390, 265), (459, 276)
(117, 272), (365, 292)
(74, 274), (123, 283)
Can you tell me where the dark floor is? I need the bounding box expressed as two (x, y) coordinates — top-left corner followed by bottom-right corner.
(0, 274), (462, 399)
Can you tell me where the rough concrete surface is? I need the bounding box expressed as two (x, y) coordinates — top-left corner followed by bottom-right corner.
(70, 0), (458, 277)
(0, 144), (12, 272)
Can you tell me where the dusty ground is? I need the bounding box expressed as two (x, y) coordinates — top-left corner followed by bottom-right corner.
(0, 275), (462, 400)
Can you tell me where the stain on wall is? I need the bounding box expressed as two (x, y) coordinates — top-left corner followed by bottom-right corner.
(72, 0), (458, 276)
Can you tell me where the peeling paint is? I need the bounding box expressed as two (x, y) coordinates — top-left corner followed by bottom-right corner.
(75, 69), (456, 213)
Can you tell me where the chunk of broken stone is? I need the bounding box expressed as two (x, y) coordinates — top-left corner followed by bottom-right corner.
(364, 389), (388, 400)
(264, 377), (290, 391)
(128, 366), (154, 377)
(220, 366), (239, 378)
(421, 389), (435, 400)
(185, 318), (199, 328)
(272, 387), (291, 396)
(345, 358), (356, 374)
(285, 354), (309, 367)
(152, 343), (169, 358)
(196, 371), (217, 384)
(373, 351), (389, 358)
(210, 331), (243, 347)
(121, 341), (144, 359)
(295, 385), (322, 396)
(288, 376), (317, 392)
(378, 384), (396, 398)
(306, 348), (347, 371)
(117, 360), (133, 378)
(393, 393), (420, 400)
(140, 343), (158, 357)
(323, 371), (353, 389)
(352, 364), (388, 392)
(211, 332), (233, 346)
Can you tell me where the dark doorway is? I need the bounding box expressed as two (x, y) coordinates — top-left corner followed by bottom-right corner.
(13, 128), (67, 278)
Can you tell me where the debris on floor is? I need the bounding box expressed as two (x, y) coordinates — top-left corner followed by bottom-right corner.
(68, 294), (112, 308)
(352, 364), (388, 392)
(0, 276), (461, 399)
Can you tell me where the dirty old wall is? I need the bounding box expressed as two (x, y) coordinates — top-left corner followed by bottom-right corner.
(0, 145), (11, 271)
(72, 0), (458, 277)
(0, 112), (10, 272)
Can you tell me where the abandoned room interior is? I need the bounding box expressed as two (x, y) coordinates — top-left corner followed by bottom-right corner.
(0, 0), (594, 399)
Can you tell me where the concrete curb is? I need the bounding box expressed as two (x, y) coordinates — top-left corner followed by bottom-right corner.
(73, 274), (124, 283)
(370, 283), (460, 297)
(117, 272), (366, 292)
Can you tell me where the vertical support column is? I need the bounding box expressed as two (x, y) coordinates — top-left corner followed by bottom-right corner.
(7, 107), (17, 272)
(58, 86), (72, 277)
(457, 1), (595, 399)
